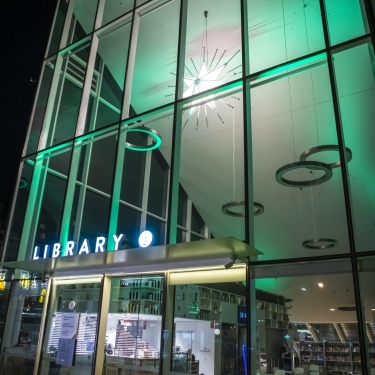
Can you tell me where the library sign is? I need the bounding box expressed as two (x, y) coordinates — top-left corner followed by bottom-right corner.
(32, 231), (153, 260)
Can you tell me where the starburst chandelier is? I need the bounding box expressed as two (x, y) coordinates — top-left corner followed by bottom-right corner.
(169, 10), (241, 132)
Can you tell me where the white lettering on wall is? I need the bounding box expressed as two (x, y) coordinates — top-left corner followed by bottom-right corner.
(66, 241), (76, 256)
(95, 237), (106, 252)
(33, 246), (39, 260)
(52, 243), (61, 258)
(113, 234), (123, 251)
(43, 245), (49, 259)
(78, 239), (90, 255)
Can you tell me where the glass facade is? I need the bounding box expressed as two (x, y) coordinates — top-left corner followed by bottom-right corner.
(1, 0), (375, 374)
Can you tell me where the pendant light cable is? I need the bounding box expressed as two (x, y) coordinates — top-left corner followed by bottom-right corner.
(282, 0), (296, 162)
(232, 97), (236, 201)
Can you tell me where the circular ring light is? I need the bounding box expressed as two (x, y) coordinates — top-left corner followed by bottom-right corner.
(302, 238), (338, 250)
(222, 201), (264, 217)
(275, 161), (332, 187)
(19, 178), (28, 189)
(300, 145), (352, 169)
(125, 126), (162, 151)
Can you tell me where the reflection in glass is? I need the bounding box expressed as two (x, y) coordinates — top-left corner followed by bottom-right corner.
(38, 279), (101, 374)
(1, 278), (47, 375)
(103, 275), (164, 374)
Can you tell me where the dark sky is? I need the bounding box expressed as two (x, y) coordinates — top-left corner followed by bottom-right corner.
(0, 0), (57, 218)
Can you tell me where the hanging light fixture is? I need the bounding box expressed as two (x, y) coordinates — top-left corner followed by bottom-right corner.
(169, 10), (241, 132)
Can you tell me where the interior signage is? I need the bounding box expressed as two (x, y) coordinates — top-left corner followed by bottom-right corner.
(32, 232), (152, 260)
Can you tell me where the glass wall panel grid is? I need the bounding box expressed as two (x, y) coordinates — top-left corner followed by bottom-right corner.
(59, 125), (118, 257)
(246, 0), (325, 75)
(127, 0), (180, 115)
(96, 0), (135, 30)
(249, 54), (351, 260)
(45, 0), (69, 58)
(15, 144), (73, 263)
(333, 42), (375, 253)
(81, 13), (133, 135)
(107, 108), (173, 250)
(23, 60), (55, 157)
(37, 39), (93, 151)
(176, 83), (246, 245)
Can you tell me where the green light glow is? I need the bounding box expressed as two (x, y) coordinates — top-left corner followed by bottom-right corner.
(125, 128), (162, 151)
(18, 178), (28, 189)
(36, 141), (73, 159)
(256, 53), (327, 80)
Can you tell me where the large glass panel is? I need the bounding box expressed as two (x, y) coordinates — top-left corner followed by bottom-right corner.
(180, 0), (242, 100)
(3, 159), (34, 262)
(250, 58), (350, 260)
(47, 0), (68, 57)
(38, 277), (102, 375)
(103, 274), (164, 374)
(177, 85), (245, 244)
(130, 0), (180, 114)
(98, 0), (134, 28)
(169, 267), (247, 375)
(44, 42), (91, 148)
(85, 17), (132, 133)
(68, 128), (117, 250)
(333, 43), (375, 252)
(111, 109), (173, 250)
(147, 145), (169, 218)
(247, 0), (325, 74)
(358, 257), (375, 374)
(145, 216), (165, 246)
(25, 61), (55, 156)
(1, 276), (47, 375)
(325, 0), (368, 46)
(32, 148), (73, 259)
(65, 0), (99, 46)
(117, 204), (142, 249)
(250, 260), (360, 375)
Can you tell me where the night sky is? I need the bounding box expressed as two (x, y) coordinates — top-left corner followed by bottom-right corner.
(0, 0), (57, 218)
